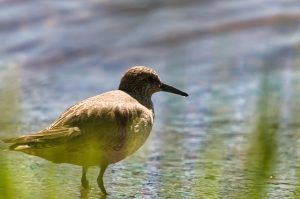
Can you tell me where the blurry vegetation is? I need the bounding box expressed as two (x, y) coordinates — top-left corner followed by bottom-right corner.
(0, 65), (21, 199)
(192, 129), (224, 199)
(241, 67), (279, 199)
(0, 65), (21, 138)
(192, 66), (283, 199)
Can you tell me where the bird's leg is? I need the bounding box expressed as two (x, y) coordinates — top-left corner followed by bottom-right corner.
(97, 164), (108, 195)
(81, 166), (89, 189)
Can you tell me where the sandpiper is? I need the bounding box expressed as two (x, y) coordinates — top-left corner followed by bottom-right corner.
(2, 66), (188, 194)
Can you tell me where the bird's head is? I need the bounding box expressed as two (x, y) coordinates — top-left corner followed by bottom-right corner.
(119, 66), (188, 97)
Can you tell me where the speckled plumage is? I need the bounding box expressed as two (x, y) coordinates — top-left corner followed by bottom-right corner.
(7, 91), (153, 166)
(3, 66), (188, 194)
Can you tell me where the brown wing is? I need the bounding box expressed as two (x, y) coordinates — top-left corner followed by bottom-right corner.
(50, 102), (145, 151)
(3, 91), (150, 152)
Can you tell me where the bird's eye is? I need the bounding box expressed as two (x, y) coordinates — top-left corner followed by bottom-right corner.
(147, 76), (155, 82)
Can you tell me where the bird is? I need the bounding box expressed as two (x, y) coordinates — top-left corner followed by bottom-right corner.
(2, 66), (188, 195)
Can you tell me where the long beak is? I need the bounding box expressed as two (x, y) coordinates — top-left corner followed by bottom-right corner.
(160, 83), (188, 97)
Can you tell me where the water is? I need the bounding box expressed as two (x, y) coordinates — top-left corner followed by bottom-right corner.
(1, 0), (300, 198)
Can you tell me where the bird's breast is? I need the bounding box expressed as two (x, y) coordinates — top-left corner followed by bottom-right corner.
(104, 108), (153, 163)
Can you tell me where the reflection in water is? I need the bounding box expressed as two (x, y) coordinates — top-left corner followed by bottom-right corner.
(80, 188), (90, 199)
(1, 0), (300, 198)
(80, 188), (108, 199)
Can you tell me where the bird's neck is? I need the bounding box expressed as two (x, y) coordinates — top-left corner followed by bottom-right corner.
(123, 90), (154, 111)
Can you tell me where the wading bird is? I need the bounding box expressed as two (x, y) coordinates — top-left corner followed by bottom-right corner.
(3, 66), (188, 195)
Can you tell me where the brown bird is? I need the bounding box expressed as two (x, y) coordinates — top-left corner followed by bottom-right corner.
(2, 66), (188, 195)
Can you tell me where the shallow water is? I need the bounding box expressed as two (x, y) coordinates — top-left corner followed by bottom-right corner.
(1, 0), (300, 198)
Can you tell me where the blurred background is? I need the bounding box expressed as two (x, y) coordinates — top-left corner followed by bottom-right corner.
(1, 0), (300, 198)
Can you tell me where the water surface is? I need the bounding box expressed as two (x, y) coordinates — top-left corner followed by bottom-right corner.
(1, 0), (300, 198)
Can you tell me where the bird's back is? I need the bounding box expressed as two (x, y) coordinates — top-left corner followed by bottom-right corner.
(4, 90), (154, 166)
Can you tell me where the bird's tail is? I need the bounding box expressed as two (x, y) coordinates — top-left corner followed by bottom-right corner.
(1, 138), (27, 150)
(1, 126), (81, 151)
